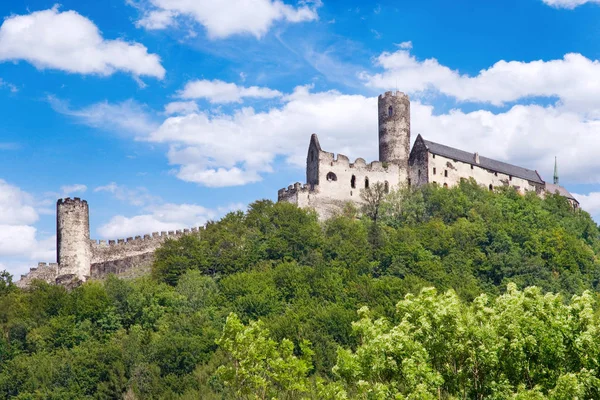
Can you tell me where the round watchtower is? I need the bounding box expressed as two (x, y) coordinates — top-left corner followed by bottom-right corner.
(378, 91), (410, 175)
(56, 197), (91, 281)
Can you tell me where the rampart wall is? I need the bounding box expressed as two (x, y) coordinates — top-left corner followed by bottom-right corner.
(16, 227), (204, 288)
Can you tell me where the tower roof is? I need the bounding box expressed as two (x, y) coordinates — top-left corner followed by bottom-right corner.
(418, 135), (544, 184)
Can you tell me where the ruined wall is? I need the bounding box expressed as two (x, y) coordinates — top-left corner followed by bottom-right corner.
(409, 137), (429, 187)
(426, 153), (544, 193)
(378, 91), (410, 176)
(56, 198), (91, 280)
(15, 262), (59, 288)
(306, 134), (321, 187)
(279, 147), (406, 220)
(16, 227), (205, 288)
(90, 228), (202, 264)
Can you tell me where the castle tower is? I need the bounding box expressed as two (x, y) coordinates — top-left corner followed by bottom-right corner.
(378, 91), (410, 179)
(56, 198), (91, 281)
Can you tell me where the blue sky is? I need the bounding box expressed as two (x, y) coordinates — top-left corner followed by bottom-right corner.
(2, 0), (600, 277)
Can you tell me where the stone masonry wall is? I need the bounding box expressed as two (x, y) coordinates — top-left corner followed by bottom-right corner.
(427, 153), (544, 193)
(17, 227), (205, 288)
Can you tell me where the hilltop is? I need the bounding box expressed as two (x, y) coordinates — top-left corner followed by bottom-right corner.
(1, 180), (600, 398)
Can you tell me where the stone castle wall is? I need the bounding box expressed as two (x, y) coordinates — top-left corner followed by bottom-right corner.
(424, 153), (544, 193)
(16, 218), (205, 288)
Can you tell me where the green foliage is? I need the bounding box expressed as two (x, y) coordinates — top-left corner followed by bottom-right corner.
(1, 183), (600, 398)
(215, 312), (313, 399)
(330, 284), (600, 399)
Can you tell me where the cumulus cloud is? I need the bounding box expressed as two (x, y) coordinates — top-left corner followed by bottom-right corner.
(94, 182), (161, 207)
(0, 179), (55, 271)
(140, 82), (600, 188)
(177, 79), (282, 103)
(0, 6), (165, 79)
(61, 184), (87, 196)
(572, 192), (600, 218)
(131, 0), (319, 38)
(542, 0), (600, 8)
(164, 101), (199, 115)
(49, 96), (159, 136)
(97, 202), (244, 238)
(362, 49), (600, 111)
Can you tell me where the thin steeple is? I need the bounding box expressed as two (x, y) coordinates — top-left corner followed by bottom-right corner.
(553, 156), (559, 185)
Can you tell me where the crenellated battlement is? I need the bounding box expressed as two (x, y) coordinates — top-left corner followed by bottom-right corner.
(57, 197), (88, 206)
(90, 226), (204, 265)
(16, 261), (60, 288)
(89, 227), (204, 247)
(378, 90), (409, 100)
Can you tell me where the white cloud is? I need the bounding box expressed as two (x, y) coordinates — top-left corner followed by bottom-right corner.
(0, 180), (55, 274)
(572, 192), (600, 218)
(362, 49), (600, 110)
(542, 0), (600, 8)
(94, 182), (161, 207)
(61, 184), (87, 196)
(49, 96), (158, 136)
(164, 101), (199, 115)
(132, 0), (319, 38)
(146, 85), (377, 186)
(0, 6), (165, 79)
(140, 82), (600, 187)
(136, 9), (177, 30)
(177, 79), (282, 103)
(97, 202), (244, 238)
(0, 179), (38, 225)
(398, 41), (412, 49)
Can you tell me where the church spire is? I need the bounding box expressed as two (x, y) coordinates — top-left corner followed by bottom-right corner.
(553, 156), (559, 185)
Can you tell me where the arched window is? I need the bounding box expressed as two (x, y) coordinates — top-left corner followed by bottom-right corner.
(326, 172), (337, 182)
(388, 106), (393, 117)
(384, 181), (389, 193)
(443, 183), (448, 188)
(365, 177), (370, 189)
(351, 175), (356, 189)
(489, 184), (493, 191)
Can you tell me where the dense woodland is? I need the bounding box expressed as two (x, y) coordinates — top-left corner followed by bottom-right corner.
(2, 180), (600, 399)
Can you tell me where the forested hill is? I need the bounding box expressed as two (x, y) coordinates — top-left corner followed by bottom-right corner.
(2, 180), (600, 399)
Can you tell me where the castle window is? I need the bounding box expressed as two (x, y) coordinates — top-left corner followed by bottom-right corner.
(365, 177), (370, 189)
(489, 184), (493, 191)
(444, 170), (448, 177)
(471, 165), (474, 170)
(433, 167), (436, 175)
(509, 175), (512, 181)
(494, 172), (498, 176)
(418, 170), (421, 180)
(433, 154), (436, 159)
(408, 178), (411, 187)
(388, 106), (393, 117)
(443, 183), (448, 188)
(351, 175), (356, 188)
(326, 172), (337, 182)
(384, 181), (389, 193)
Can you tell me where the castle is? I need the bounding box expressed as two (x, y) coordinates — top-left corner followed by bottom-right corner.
(16, 91), (579, 288)
(16, 198), (205, 288)
(278, 91), (579, 219)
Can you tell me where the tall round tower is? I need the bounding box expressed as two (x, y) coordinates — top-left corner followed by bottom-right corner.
(56, 197), (91, 281)
(378, 91), (411, 177)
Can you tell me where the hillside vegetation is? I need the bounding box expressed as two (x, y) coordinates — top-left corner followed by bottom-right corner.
(1, 180), (600, 399)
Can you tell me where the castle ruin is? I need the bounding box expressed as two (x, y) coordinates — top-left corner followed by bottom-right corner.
(16, 197), (205, 288)
(278, 91), (579, 219)
(16, 91), (580, 288)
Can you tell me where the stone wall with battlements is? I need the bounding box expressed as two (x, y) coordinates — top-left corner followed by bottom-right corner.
(279, 147), (406, 220)
(16, 226), (205, 288)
